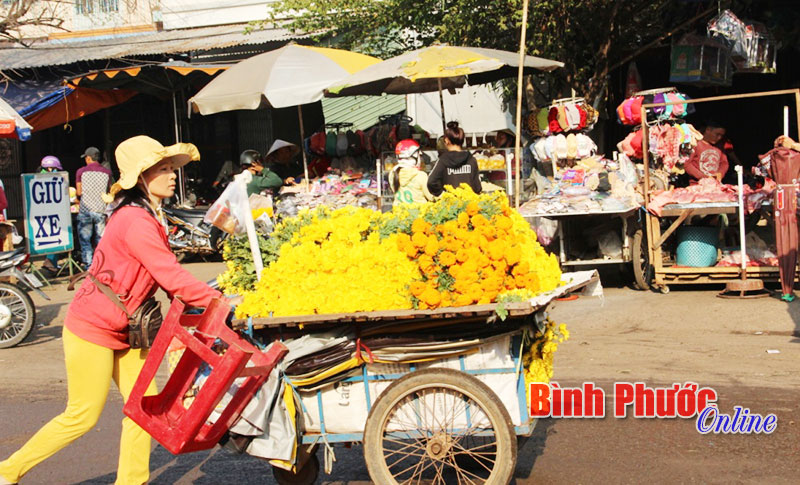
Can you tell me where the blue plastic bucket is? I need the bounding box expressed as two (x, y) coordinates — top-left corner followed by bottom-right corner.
(676, 226), (719, 267)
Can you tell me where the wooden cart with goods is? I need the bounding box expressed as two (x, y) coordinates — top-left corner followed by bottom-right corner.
(639, 89), (800, 293)
(220, 270), (598, 485)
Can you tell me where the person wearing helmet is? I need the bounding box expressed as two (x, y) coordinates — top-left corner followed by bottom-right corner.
(240, 149), (282, 196)
(39, 155), (63, 173)
(389, 139), (434, 205)
(38, 156), (66, 273)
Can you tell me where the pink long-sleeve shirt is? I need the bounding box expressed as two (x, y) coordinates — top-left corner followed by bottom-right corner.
(66, 205), (221, 349)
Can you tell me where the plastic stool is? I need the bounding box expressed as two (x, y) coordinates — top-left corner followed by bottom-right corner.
(123, 297), (287, 454)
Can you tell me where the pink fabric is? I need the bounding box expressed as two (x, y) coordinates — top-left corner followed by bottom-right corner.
(669, 93), (686, 117)
(623, 98), (635, 125)
(630, 97), (644, 124)
(648, 178), (748, 216)
(662, 125), (683, 171)
(629, 130), (643, 158)
(66, 206), (222, 349)
(617, 132), (635, 157)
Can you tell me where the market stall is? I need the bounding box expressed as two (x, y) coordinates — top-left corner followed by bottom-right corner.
(519, 97), (645, 285)
(639, 88), (800, 293)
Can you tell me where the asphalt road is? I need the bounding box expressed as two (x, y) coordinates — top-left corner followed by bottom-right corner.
(1, 263), (798, 484)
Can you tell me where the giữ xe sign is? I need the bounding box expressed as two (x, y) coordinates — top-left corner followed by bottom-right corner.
(22, 172), (74, 255)
(530, 382), (778, 435)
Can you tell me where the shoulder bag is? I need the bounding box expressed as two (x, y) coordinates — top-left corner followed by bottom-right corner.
(88, 273), (163, 349)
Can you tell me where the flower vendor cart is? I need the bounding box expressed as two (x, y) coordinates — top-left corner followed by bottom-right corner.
(228, 270), (598, 484)
(639, 89), (800, 293)
(203, 186), (592, 483)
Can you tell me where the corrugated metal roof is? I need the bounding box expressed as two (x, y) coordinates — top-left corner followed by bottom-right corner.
(322, 95), (406, 131)
(0, 24), (309, 70)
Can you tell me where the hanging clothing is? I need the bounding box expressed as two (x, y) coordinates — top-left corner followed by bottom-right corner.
(764, 147), (800, 296)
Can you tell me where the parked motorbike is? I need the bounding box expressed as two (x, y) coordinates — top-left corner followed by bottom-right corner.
(0, 248), (49, 349)
(181, 175), (216, 208)
(164, 207), (227, 262)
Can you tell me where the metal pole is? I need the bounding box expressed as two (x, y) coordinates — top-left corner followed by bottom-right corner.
(736, 165), (746, 273)
(640, 88), (800, 110)
(437, 77), (447, 134)
(298, 105), (310, 192)
(514, 0), (530, 209)
(795, 90), (800, 139)
(172, 92), (186, 204)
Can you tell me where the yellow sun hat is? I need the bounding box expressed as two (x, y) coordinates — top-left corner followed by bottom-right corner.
(104, 135), (200, 203)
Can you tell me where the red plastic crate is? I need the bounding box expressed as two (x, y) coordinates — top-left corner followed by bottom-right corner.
(123, 297), (287, 454)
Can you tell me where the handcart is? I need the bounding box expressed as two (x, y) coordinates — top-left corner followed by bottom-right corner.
(120, 273), (597, 485)
(228, 270), (599, 484)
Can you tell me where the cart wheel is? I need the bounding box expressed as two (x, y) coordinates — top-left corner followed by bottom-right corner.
(363, 368), (516, 485)
(659, 285), (670, 294)
(272, 454), (319, 485)
(631, 229), (652, 291)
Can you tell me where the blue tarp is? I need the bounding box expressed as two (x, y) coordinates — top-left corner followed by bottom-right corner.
(0, 79), (74, 118)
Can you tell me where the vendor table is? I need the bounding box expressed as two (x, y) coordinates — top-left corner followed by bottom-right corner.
(640, 89), (800, 293)
(522, 207), (646, 287)
(647, 201), (778, 292)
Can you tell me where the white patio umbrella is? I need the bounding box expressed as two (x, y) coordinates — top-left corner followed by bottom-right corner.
(189, 44), (379, 184)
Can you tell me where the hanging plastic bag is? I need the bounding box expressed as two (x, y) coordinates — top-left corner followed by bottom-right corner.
(617, 153), (639, 185)
(707, 9), (748, 60)
(204, 173), (251, 234)
(531, 217), (558, 247)
(249, 194), (275, 234)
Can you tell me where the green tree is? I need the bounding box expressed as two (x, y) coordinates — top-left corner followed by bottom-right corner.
(269, 0), (798, 105)
(269, 0), (713, 103)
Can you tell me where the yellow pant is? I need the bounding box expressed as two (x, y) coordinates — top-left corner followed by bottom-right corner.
(0, 326), (157, 485)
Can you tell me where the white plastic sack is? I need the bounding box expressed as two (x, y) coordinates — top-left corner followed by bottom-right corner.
(617, 153), (639, 185)
(531, 217), (558, 246)
(298, 335), (522, 434)
(598, 230), (623, 259)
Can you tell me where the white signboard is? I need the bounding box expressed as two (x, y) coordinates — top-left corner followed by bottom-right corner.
(21, 172), (73, 255)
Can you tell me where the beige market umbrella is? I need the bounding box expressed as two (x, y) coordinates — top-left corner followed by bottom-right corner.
(189, 44), (379, 112)
(189, 44), (380, 183)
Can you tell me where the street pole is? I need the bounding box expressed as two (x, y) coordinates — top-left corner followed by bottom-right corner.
(514, 0), (530, 209)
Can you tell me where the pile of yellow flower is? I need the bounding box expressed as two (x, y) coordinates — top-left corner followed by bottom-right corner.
(234, 208), (419, 318)
(226, 185), (562, 318)
(523, 319), (570, 385)
(394, 192), (560, 309)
